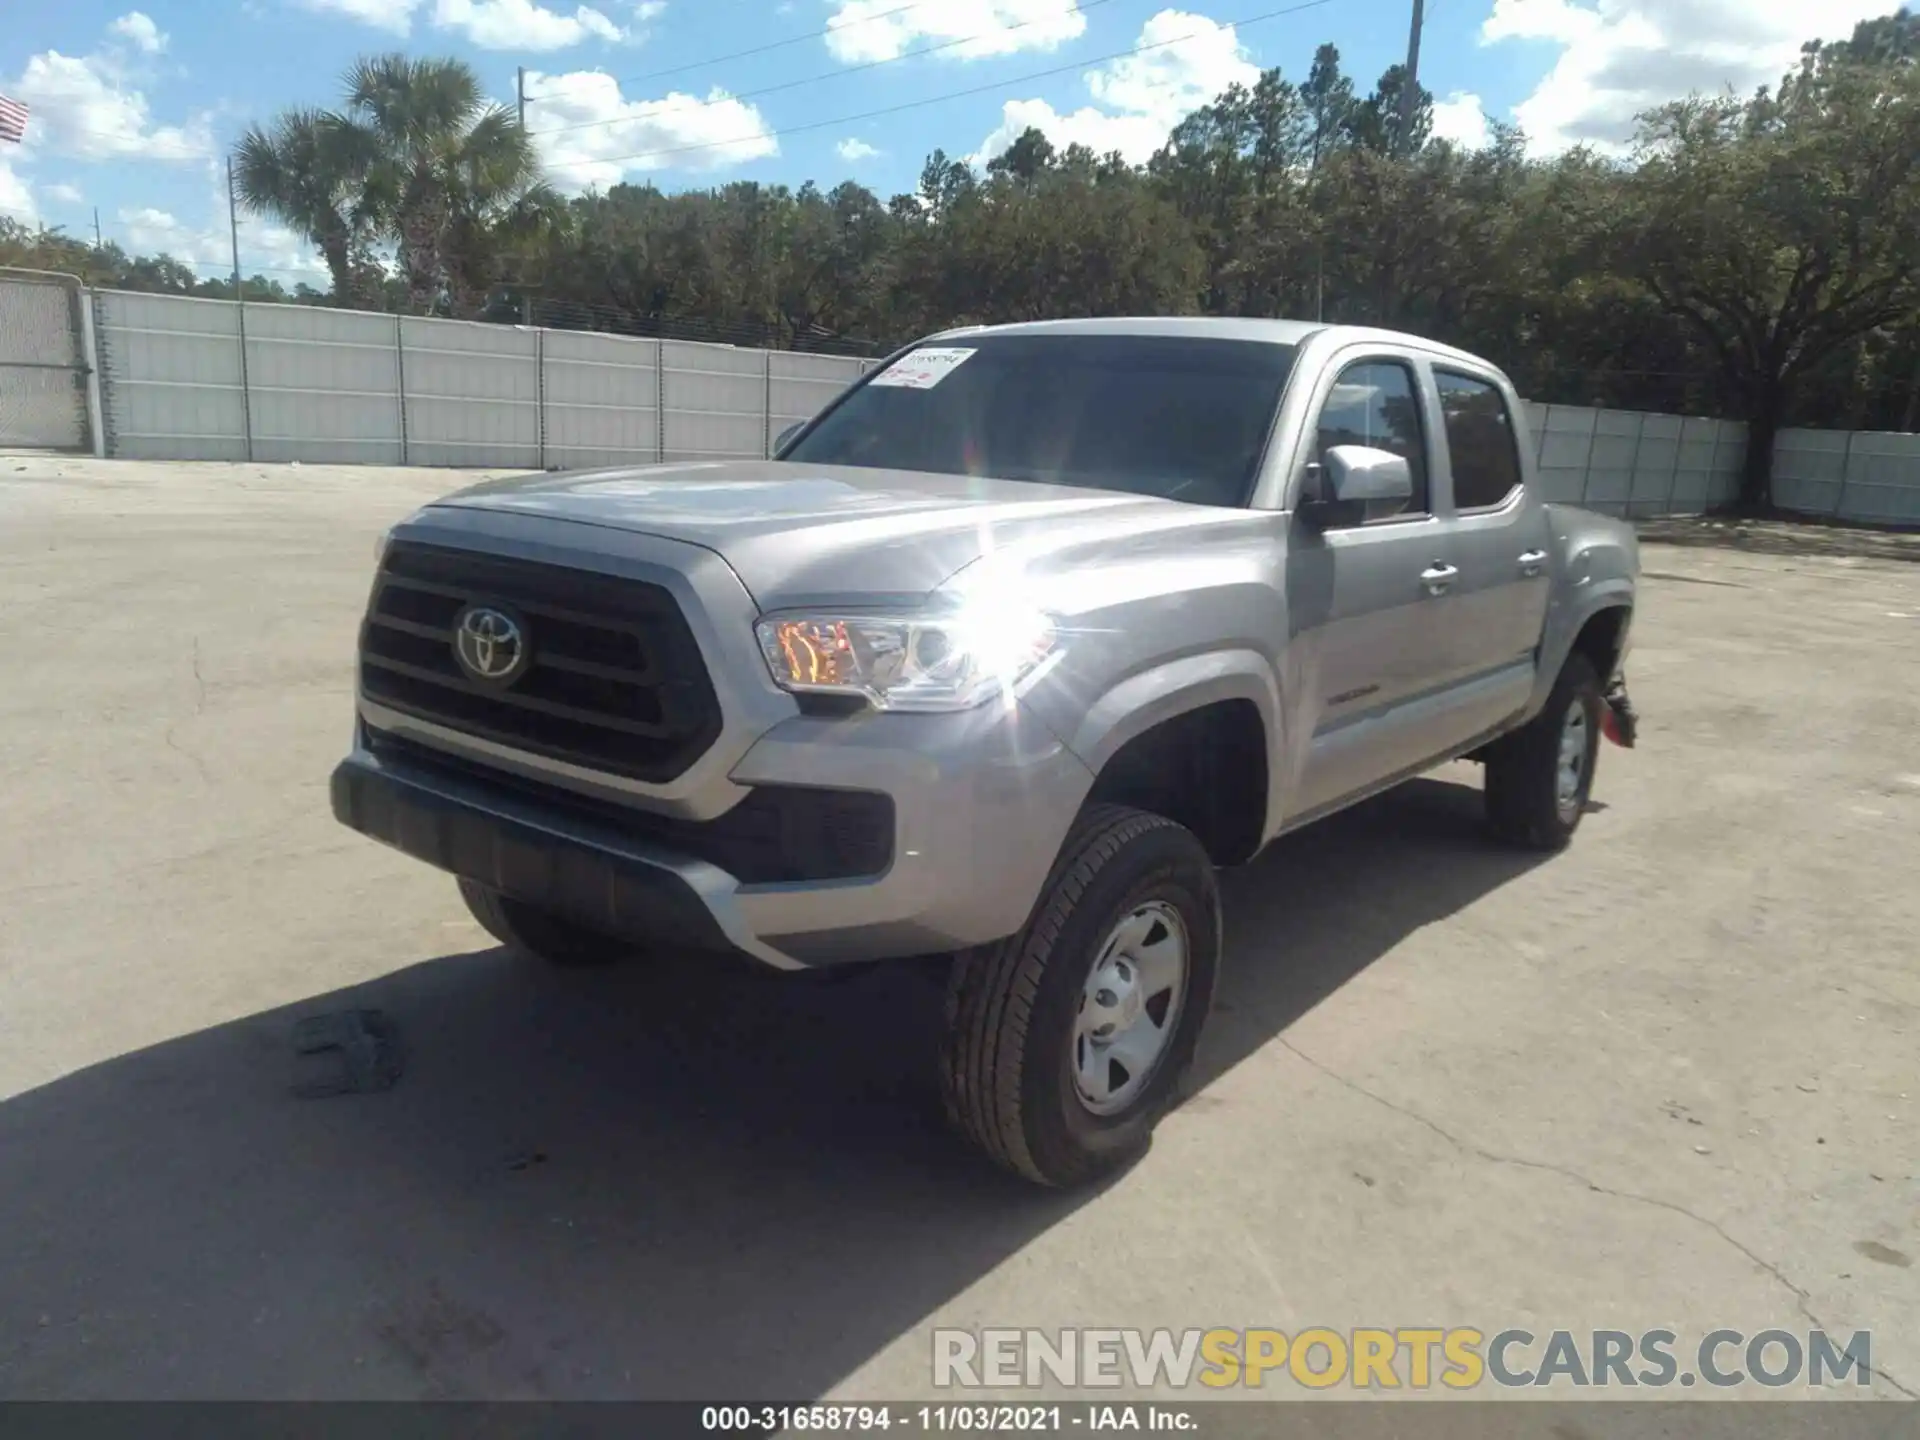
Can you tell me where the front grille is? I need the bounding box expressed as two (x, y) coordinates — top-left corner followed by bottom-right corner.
(366, 730), (894, 883)
(360, 541), (722, 784)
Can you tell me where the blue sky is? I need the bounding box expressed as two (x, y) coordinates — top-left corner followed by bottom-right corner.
(1, 0), (1901, 283)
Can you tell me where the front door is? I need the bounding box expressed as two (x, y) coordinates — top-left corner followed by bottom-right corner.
(1287, 355), (1460, 818)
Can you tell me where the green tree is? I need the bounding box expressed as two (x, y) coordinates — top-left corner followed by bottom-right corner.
(233, 109), (379, 305)
(1300, 43), (1356, 174)
(985, 127), (1057, 186)
(339, 53), (550, 315)
(1617, 45), (1920, 506)
(1344, 63), (1434, 156)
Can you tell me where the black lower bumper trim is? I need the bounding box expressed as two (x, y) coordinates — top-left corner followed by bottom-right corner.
(330, 752), (739, 954)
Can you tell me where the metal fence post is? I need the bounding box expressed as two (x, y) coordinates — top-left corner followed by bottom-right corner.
(393, 315), (409, 466)
(535, 327), (547, 471)
(1702, 423), (1721, 515)
(79, 287), (107, 458)
(763, 349), (774, 459)
(1622, 411), (1646, 516)
(234, 296), (255, 463)
(1832, 428), (1858, 520)
(656, 339), (667, 463)
(1662, 419), (1686, 514)
(1577, 408), (1599, 506)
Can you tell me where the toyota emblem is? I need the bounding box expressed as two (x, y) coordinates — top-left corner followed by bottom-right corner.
(452, 604), (530, 684)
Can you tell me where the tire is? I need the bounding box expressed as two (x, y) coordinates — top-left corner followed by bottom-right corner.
(939, 804), (1221, 1188)
(457, 878), (638, 967)
(1484, 652), (1604, 851)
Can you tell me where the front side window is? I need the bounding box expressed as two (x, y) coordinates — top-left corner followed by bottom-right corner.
(1311, 360), (1429, 516)
(1435, 371), (1524, 510)
(785, 334), (1298, 509)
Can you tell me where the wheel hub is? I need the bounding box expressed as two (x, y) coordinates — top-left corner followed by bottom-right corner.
(1556, 699), (1589, 815)
(1073, 901), (1189, 1117)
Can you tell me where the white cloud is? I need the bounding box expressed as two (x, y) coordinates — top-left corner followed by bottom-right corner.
(432, 0), (626, 50)
(525, 70), (777, 188)
(826, 0), (1087, 64)
(120, 206), (198, 254)
(0, 161), (35, 221)
(1482, 0), (1904, 153)
(1431, 90), (1492, 149)
(108, 12), (169, 54)
(46, 181), (86, 205)
(6, 44), (211, 162)
(971, 9), (1258, 167)
(836, 137), (880, 161)
(118, 204), (325, 279)
(293, 0), (641, 47)
(294, 0), (419, 33)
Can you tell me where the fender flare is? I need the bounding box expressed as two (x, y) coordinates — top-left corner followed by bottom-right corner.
(1528, 581), (1635, 717)
(1064, 648), (1287, 840)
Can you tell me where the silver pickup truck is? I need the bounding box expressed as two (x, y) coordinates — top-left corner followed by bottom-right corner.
(331, 317), (1639, 1187)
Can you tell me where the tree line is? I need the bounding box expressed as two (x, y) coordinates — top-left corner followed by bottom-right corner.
(4, 10), (1916, 507)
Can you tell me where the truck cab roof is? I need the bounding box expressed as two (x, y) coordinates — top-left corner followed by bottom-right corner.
(923, 316), (1506, 380)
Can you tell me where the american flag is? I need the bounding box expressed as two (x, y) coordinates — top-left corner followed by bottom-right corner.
(0, 95), (28, 145)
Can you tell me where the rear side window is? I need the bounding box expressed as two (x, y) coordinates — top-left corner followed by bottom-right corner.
(1435, 371), (1523, 510)
(1312, 360), (1429, 515)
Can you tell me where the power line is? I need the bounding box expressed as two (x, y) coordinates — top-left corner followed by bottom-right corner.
(523, 0), (953, 100)
(547, 0), (1344, 171)
(526, 0), (1120, 141)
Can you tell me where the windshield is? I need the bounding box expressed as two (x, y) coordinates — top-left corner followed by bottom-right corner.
(785, 333), (1298, 508)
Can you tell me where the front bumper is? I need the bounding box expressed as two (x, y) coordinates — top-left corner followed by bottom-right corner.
(332, 744), (767, 962)
(333, 700), (1095, 969)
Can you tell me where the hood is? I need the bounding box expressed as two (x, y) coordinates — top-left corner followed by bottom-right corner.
(428, 459), (1201, 609)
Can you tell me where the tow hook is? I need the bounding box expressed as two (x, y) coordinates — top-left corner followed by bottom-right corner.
(1602, 677), (1638, 749)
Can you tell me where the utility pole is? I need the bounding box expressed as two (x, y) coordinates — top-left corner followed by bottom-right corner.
(226, 157), (244, 296)
(517, 66), (527, 129)
(92, 207), (102, 249)
(227, 154), (255, 461)
(1398, 0), (1425, 157)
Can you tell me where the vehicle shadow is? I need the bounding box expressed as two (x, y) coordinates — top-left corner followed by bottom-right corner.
(0, 774), (1545, 1401)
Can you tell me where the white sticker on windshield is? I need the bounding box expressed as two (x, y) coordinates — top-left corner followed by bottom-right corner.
(867, 347), (976, 390)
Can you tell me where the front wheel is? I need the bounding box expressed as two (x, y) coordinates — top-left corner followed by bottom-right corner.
(939, 805), (1221, 1188)
(1484, 652), (1604, 851)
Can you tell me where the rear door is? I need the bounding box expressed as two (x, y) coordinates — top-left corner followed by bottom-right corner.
(1428, 367), (1551, 738)
(1286, 352), (1462, 818)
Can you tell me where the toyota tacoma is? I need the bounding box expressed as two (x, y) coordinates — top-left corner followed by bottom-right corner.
(331, 317), (1640, 1187)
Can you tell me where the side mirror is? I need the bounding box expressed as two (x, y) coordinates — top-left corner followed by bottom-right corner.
(1302, 444), (1414, 525)
(773, 422), (804, 456)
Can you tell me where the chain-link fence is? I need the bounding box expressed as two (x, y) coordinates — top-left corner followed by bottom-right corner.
(0, 271), (96, 452)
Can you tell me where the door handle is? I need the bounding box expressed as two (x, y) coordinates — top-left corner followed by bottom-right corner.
(1420, 563), (1458, 596)
(1518, 549), (1548, 576)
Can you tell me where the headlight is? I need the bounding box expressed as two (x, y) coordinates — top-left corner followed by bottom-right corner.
(755, 599), (1059, 712)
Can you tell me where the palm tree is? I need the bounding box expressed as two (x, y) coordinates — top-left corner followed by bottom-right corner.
(445, 181), (572, 319)
(232, 108), (378, 306)
(339, 54), (550, 316)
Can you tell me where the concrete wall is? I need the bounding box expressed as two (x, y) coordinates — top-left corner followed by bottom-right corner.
(1519, 403), (1747, 517)
(1772, 427), (1920, 525)
(78, 288), (1920, 523)
(92, 289), (874, 468)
